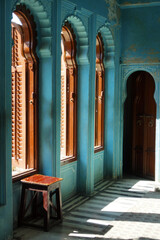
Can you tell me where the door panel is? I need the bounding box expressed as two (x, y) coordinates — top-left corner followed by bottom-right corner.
(145, 116), (155, 178)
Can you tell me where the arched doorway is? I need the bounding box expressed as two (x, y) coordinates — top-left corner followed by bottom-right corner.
(123, 71), (156, 179)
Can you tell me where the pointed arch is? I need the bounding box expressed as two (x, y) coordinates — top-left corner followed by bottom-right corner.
(122, 67), (156, 105)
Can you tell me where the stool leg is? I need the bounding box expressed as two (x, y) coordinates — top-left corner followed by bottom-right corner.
(56, 185), (63, 222)
(44, 191), (50, 231)
(32, 192), (39, 218)
(18, 185), (27, 226)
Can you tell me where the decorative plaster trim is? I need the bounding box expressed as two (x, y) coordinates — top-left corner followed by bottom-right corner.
(61, 2), (91, 65)
(98, 25), (115, 68)
(75, 8), (92, 32)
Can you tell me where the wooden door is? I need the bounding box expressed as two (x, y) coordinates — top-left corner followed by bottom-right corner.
(132, 71), (156, 179)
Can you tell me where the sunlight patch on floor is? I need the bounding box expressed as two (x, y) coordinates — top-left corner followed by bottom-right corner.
(101, 196), (138, 212)
(87, 219), (111, 226)
(69, 232), (105, 238)
(128, 180), (155, 192)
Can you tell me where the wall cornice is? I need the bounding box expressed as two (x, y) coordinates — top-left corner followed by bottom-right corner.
(118, 0), (160, 9)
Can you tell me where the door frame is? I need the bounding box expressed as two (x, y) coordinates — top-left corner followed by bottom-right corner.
(121, 63), (160, 182)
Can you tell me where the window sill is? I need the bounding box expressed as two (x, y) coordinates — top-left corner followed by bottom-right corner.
(12, 169), (38, 183)
(60, 156), (77, 166)
(94, 146), (104, 153)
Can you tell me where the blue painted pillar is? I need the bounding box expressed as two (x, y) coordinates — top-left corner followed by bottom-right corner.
(77, 15), (96, 195)
(39, 58), (53, 176)
(87, 14), (96, 194)
(77, 64), (91, 194)
(39, 0), (61, 178)
(52, 0), (61, 178)
(104, 67), (115, 178)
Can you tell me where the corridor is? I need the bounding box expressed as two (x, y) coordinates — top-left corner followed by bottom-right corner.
(13, 178), (160, 240)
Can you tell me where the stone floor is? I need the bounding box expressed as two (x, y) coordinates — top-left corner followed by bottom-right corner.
(13, 178), (160, 240)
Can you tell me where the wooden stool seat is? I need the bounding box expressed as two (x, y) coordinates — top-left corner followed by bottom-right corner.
(19, 174), (63, 231)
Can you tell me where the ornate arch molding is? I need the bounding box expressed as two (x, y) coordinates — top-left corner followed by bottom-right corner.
(98, 25), (115, 68)
(12, 0), (52, 57)
(121, 63), (160, 105)
(63, 15), (89, 65)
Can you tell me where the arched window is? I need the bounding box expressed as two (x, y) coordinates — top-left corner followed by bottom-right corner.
(11, 6), (38, 178)
(60, 22), (77, 163)
(94, 34), (105, 152)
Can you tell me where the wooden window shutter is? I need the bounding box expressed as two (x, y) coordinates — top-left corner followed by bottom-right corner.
(95, 71), (104, 146)
(11, 25), (26, 170)
(12, 6), (38, 178)
(60, 23), (77, 161)
(94, 34), (105, 150)
(66, 67), (75, 157)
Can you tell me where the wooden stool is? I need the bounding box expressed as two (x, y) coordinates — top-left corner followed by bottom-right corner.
(19, 174), (63, 231)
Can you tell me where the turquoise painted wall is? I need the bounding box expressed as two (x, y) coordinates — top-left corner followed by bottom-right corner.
(0, 0), (119, 239)
(119, 4), (160, 181)
(39, 58), (54, 176)
(121, 6), (160, 63)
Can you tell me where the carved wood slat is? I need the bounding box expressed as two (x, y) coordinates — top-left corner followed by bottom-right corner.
(60, 41), (67, 158)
